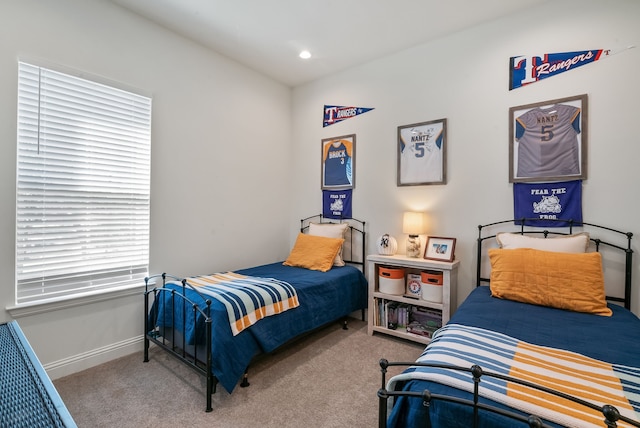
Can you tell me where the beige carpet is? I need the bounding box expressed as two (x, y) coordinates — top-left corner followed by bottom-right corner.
(54, 318), (423, 428)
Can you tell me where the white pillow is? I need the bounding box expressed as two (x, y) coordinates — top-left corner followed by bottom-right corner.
(496, 232), (590, 253)
(308, 222), (349, 266)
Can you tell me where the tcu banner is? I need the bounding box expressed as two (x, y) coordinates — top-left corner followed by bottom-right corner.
(513, 180), (582, 227)
(509, 49), (608, 90)
(323, 105), (374, 127)
(322, 189), (352, 219)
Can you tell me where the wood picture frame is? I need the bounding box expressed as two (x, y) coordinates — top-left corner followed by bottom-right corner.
(509, 94), (587, 183)
(424, 236), (456, 262)
(397, 119), (447, 186)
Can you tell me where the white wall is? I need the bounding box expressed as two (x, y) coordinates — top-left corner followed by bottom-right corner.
(291, 0), (640, 313)
(0, 0), (292, 377)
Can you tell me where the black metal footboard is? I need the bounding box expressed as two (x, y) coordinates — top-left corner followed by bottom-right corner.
(144, 273), (216, 412)
(377, 359), (639, 428)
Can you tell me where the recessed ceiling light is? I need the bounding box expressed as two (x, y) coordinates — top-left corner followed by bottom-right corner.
(299, 50), (311, 59)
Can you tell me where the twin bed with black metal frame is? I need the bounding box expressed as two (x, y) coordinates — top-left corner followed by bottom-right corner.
(378, 218), (640, 428)
(143, 214), (367, 412)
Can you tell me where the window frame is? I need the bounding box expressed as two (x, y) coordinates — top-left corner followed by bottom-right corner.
(15, 61), (152, 307)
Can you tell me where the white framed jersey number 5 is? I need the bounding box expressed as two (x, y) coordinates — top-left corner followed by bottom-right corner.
(397, 118), (447, 186)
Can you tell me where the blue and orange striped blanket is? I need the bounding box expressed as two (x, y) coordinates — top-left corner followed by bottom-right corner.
(179, 272), (299, 336)
(388, 324), (640, 427)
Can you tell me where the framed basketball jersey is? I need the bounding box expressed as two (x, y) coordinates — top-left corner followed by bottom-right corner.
(321, 134), (355, 190)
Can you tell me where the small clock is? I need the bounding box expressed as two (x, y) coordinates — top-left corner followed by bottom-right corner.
(405, 273), (422, 298)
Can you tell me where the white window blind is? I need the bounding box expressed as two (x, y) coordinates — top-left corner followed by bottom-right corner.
(16, 62), (151, 305)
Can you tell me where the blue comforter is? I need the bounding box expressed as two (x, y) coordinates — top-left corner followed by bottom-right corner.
(387, 286), (640, 427)
(152, 262), (367, 393)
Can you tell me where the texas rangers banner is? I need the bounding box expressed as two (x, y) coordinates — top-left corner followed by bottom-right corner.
(323, 105), (374, 127)
(510, 49), (609, 90)
(323, 189), (352, 219)
(513, 180), (582, 227)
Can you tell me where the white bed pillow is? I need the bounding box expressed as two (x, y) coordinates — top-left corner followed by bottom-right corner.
(496, 231), (590, 253)
(308, 222), (349, 266)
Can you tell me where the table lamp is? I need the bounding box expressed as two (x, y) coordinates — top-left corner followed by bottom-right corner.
(403, 212), (427, 258)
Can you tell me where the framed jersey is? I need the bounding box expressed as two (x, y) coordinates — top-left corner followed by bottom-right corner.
(509, 94), (588, 183)
(397, 118), (447, 186)
(321, 134), (355, 190)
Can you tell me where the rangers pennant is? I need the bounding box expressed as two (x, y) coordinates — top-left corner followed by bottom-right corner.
(323, 105), (374, 127)
(509, 49), (610, 90)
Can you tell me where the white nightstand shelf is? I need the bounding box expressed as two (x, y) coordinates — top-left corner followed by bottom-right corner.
(367, 254), (459, 345)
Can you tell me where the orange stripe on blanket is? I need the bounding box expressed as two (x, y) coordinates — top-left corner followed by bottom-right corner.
(507, 343), (636, 427)
(519, 341), (610, 370)
(507, 367), (631, 410)
(184, 273), (300, 336)
(187, 273), (245, 287)
(507, 387), (635, 428)
(511, 349), (622, 391)
(507, 387), (605, 426)
(231, 293), (300, 335)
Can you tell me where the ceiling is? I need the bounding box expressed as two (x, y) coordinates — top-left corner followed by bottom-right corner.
(109, 0), (551, 87)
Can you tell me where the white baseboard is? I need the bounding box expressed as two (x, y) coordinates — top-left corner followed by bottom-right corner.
(45, 335), (144, 380)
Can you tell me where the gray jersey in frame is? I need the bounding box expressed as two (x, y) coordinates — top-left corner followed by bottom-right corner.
(515, 104), (581, 179)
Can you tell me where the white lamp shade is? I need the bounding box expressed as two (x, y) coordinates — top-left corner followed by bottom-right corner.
(403, 212), (427, 236)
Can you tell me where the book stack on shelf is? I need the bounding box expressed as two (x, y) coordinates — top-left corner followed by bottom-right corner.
(375, 300), (442, 338)
(406, 306), (442, 338)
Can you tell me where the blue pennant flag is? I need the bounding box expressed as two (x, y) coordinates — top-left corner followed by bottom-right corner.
(513, 180), (582, 227)
(509, 50), (606, 90)
(323, 189), (352, 219)
(323, 105), (374, 127)
(510, 47), (636, 90)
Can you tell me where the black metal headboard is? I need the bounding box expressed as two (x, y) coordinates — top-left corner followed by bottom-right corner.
(476, 218), (634, 309)
(300, 214), (366, 271)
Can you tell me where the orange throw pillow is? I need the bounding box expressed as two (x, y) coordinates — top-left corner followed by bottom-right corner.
(283, 233), (345, 272)
(489, 248), (611, 316)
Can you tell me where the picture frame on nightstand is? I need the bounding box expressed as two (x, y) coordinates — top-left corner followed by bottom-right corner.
(424, 236), (456, 262)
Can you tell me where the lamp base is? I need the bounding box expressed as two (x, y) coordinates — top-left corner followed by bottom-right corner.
(406, 235), (421, 258)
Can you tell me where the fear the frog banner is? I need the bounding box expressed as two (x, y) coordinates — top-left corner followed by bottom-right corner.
(513, 180), (582, 228)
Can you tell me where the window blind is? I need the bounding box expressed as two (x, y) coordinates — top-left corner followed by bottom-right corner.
(16, 62), (151, 305)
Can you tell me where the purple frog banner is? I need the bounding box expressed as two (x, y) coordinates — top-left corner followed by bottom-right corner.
(513, 180), (582, 227)
(322, 189), (352, 219)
